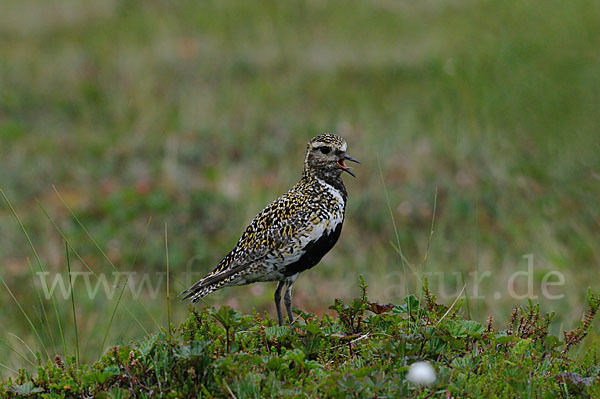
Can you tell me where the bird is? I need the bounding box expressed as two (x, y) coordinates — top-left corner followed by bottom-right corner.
(180, 133), (359, 326)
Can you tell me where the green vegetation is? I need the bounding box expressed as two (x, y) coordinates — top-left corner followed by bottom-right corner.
(2, 280), (600, 397)
(1, 0), (599, 393)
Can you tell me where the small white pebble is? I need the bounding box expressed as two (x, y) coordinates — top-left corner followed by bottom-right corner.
(406, 361), (436, 385)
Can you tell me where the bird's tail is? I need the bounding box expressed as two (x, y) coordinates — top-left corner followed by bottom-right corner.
(180, 273), (232, 304)
(180, 261), (248, 303)
(180, 283), (216, 304)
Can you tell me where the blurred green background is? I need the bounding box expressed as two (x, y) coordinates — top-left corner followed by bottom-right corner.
(1, 0), (599, 372)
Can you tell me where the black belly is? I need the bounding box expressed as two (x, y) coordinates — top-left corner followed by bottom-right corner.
(282, 222), (343, 277)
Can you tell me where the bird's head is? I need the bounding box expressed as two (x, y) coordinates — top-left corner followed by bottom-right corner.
(303, 134), (360, 181)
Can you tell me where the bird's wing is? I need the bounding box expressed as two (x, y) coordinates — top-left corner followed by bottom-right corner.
(212, 193), (311, 274)
(181, 189), (318, 297)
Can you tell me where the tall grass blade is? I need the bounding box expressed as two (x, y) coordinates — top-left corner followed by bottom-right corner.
(0, 274), (49, 359)
(36, 200), (159, 333)
(474, 202), (481, 319)
(0, 363), (18, 374)
(51, 186), (161, 330)
(26, 257), (56, 351)
(388, 242), (418, 277)
(165, 223), (172, 338)
(377, 157), (410, 296)
(7, 333), (38, 366)
(52, 186), (114, 271)
(65, 242), (80, 367)
(99, 284), (127, 359)
(461, 271), (472, 320)
(422, 187), (438, 270)
(435, 284), (467, 327)
(3, 197), (68, 359)
(128, 312), (149, 336)
(0, 337), (36, 367)
(99, 217), (153, 359)
(416, 187), (439, 325)
(0, 189), (58, 359)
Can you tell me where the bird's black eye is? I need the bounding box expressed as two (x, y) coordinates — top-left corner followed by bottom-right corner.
(319, 146), (331, 154)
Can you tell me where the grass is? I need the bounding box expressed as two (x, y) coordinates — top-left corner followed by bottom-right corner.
(0, 0), (599, 387)
(1, 281), (599, 397)
(64, 241), (79, 368)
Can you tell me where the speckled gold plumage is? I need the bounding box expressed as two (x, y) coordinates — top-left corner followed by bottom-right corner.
(181, 134), (359, 325)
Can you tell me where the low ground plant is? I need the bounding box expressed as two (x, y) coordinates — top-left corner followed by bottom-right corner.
(2, 279), (598, 398)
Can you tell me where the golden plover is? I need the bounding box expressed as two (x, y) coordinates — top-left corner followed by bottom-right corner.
(181, 134), (359, 325)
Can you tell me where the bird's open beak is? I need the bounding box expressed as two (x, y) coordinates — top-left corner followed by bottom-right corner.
(337, 154), (360, 177)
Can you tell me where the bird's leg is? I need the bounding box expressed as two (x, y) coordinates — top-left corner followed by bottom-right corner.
(284, 280), (295, 323)
(274, 280), (285, 326)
